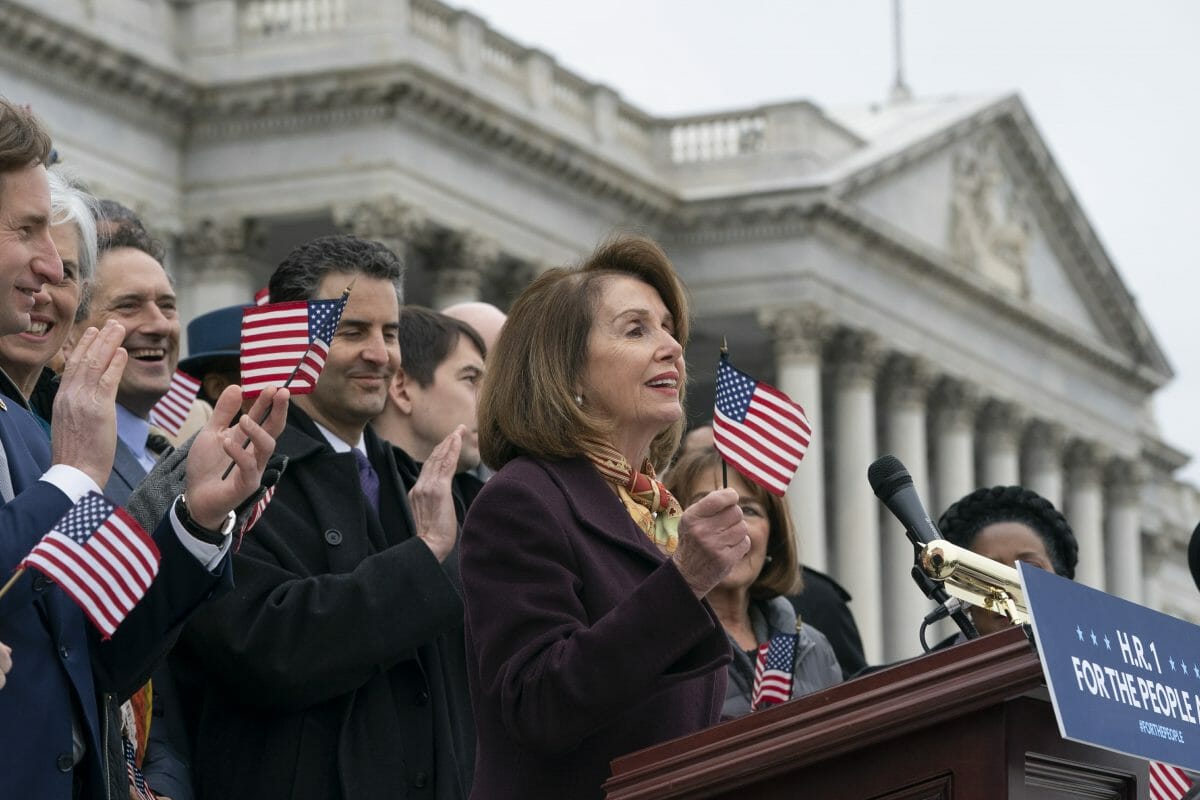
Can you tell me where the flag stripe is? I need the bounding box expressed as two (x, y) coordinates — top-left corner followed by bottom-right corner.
(1150, 760), (1194, 800)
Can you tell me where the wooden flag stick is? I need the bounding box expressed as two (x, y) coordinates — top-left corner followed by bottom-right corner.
(0, 568), (26, 602)
(720, 336), (729, 489)
(220, 278), (357, 480)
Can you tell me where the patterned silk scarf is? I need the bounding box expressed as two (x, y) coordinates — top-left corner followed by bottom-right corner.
(584, 440), (682, 554)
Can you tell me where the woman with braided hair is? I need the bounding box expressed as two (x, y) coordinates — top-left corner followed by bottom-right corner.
(937, 485), (1079, 636)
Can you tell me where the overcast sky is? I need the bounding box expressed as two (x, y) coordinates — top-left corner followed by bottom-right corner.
(459, 0), (1200, 482)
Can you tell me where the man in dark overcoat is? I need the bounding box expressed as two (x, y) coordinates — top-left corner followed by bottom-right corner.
(179, 235), (473, 800)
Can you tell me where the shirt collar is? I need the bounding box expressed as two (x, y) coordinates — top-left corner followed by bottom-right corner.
(312, 419), (367, 457)
(115, 403), (151, 454)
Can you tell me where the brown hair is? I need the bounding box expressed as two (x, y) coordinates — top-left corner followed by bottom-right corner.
(0, 98), (53, 195)
(664, 447), (801, 599)
(478, 234), (689, 470)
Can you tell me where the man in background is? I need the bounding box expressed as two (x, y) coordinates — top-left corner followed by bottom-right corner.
(68, 224), (179, 502)
(373, 306), (486, 478)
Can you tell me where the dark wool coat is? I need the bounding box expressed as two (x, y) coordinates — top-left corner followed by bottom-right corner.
(461, 456), (731, 800)
(180, 405), (473, 800)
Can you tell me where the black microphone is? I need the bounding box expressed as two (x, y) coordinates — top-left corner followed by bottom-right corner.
(868, 455), (979, 644)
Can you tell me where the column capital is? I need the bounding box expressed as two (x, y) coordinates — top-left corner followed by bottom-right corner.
(425, 228), (502, 305)
(1022, 419), (1067, 454)
(930, 376), (981, 428)
(1105, 457), (1147, 505)
(879, 353), (936, 409)
(333, 196), (428, 255)
(757, 303), (830, 358)
(827, 328), (882, 387)
(179, 216), (265, 260)
(1065, 440), (1108, 486)
(977, 398), (1025, 446)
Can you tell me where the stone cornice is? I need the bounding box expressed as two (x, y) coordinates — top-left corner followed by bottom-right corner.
(0, 2), (196, 119)
(188, 62), (680, 222)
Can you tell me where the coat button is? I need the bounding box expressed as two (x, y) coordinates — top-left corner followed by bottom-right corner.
(32, 575), (49, 592)
(413, 771), (428, 788)
(56, 753), (73, 772)
(414, 689), (429, 706)
(323, 529), (343, 546)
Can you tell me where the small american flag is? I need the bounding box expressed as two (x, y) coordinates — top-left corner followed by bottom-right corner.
(124, 737), (156, 800)
(1150, 761), (1195, 800)
(713, 355), (811, 496)
(253, 286), (270, 306)
(20, 493), (160, 639)
(238, 484), (276, 541)
(751, 632), (798, 710)
(239, 297), (347, 398)
(148, 369), (201, 437)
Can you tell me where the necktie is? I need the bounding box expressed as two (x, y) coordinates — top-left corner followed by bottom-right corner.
(146, 428), (173, 460)
(354, 449), (380, 511)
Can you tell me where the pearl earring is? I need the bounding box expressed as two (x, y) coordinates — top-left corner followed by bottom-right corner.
(574, 394), (583, 406)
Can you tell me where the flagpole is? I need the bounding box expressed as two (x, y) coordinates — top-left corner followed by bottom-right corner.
(720, 337), (729, 490)
(220, 279), (356, 480)
(0, 568), (25, 602)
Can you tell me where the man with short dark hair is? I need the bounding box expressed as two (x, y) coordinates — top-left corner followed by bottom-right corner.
(374, 305), (486, 474)
(181, 235), (474, 800)
(0, 97), (288, 800)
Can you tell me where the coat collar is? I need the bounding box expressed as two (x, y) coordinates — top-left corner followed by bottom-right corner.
(539, 456), (668, 566)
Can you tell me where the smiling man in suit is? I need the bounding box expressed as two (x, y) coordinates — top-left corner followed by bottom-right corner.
(68, 222), (179, 503)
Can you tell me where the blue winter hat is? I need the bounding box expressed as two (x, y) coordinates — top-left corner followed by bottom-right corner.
(179, 304), (248, 378)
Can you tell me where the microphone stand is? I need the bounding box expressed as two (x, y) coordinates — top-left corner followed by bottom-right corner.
(905, 539), (979, 651)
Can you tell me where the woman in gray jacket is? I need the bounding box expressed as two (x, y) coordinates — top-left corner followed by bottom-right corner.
(667, 447), (842, 718)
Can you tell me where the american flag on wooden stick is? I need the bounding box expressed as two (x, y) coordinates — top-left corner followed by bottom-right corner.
(751, 632), (798, 710)
(148, 369), (201, 437)
(239, 296), (348, 399)
(1150, 761), (1196, 800)
(253, 286), (270, 306)
(713, 355), (811, 496)
(20, 493), (160, 639)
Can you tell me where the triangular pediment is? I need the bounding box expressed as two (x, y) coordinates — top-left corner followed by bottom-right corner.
(826, 96), (1171, 382)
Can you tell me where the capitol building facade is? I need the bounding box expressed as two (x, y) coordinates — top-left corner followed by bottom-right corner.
(3, 0), (1197, 662)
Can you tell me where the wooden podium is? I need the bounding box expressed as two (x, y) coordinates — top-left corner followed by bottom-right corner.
(606, 626), (1152, 799)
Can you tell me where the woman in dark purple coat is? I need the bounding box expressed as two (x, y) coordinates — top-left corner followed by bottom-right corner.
(461, 235), (751, 799)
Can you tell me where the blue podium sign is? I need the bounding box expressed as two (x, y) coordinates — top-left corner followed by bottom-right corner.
(1019, 562), (1200, 771)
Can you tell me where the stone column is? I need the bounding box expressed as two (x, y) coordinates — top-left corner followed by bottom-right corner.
(1105, 459), (1144, 603)
(878, 354), (935, 661)
(977, 399), (1023, 486)
(177, 217), (265, 329)
(759, 304), (830, 572)
(1065, 441), (1106, 590)
(829, 329), (883, 664)
(930, 377), (979, 514)
(333, 195), (427, 264)
(1022, 420), (1065, 509)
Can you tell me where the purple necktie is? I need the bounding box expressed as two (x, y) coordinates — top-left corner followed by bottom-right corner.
(354, 449), (380, 511)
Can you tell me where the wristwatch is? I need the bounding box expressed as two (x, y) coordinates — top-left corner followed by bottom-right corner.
(175, 494), (236, 546)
